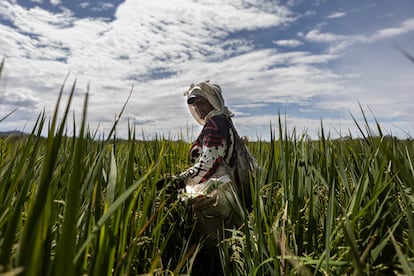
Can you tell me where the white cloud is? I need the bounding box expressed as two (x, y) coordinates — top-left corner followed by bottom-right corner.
(78, 2), (90, 9)
(50, 0), (60, 6)
(91, 2), (114, 12)
(305, 29), (346, 43)
(0, 0), (297, 138)
(0, 0), (413, 140)
(304, 18), (414, 54)
(326, 11), (346, 19)
(273, 39), (303, 47)
(369, 18), (414, 41)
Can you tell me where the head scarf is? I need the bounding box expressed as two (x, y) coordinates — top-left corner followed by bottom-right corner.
(184, 80), (234, 125)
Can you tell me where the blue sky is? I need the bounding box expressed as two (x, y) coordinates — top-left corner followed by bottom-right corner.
(0, 0), (413, 140)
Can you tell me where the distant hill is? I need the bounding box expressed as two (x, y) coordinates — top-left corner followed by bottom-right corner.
(0, 130), (27, 137)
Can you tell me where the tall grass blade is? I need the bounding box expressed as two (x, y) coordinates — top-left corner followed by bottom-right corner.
(388, 228), (414, 276)
(74, 144), (165, 262)
(53, 91), (88, 276)
(0, 108), (17, 124)
(0, 113), (45, 266)
(17, 79), (74, 275)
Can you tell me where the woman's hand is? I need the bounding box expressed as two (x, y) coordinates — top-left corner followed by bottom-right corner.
(188, 190), (231, 218)
(189, 191), (218, 213)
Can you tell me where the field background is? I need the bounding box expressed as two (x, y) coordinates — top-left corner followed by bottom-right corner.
(0, 69), (413, 275)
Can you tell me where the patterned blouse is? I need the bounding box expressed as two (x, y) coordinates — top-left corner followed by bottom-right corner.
(181, 114), (236, 186)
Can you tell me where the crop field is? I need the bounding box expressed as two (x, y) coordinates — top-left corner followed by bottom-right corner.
(0, 76), (413, 274)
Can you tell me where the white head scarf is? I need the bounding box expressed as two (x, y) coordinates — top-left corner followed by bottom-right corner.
(184, 81), (234, 125)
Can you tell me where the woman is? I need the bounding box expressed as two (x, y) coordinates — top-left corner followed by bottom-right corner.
(180, 81), (247, 275)
(179, 81), (245, 237)
(158, 81), (253, 274)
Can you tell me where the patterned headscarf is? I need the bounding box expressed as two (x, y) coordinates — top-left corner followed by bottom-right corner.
(184, 80), (234, 125)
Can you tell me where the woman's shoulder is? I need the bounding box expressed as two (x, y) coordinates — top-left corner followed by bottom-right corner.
(204, 115), (231, 131)
(205, 114), (230, 127)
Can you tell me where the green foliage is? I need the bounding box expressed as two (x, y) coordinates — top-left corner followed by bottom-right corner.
(0, 80), (413, 275)
(231, 120), (414, 275)
(0, 81), (189, 275)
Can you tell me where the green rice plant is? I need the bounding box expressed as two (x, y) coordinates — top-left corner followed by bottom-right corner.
(0, 60), (413, 275)
(219, 111), (413, 275)
(1, 106), (413, 275)
(0, 75), (196, 275)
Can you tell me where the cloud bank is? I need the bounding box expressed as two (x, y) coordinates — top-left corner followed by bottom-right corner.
(0, 0), (413, 140)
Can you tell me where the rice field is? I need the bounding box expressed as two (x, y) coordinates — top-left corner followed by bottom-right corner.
(0, 72), (413, 275)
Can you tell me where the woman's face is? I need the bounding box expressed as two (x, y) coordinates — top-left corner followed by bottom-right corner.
(190, 97), (214, 120)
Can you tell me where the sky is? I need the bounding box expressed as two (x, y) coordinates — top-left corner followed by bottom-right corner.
(0, 0), (413, 141)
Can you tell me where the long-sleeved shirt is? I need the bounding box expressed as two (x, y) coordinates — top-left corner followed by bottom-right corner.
(181, 114), (236, 186)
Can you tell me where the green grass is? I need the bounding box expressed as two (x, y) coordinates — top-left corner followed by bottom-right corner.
(0, 64), (413, 275)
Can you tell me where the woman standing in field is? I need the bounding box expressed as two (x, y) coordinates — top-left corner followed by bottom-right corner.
(159, 80), (255, 274)
(182, 80), (244, 275)
(181, 81), (245, 232)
